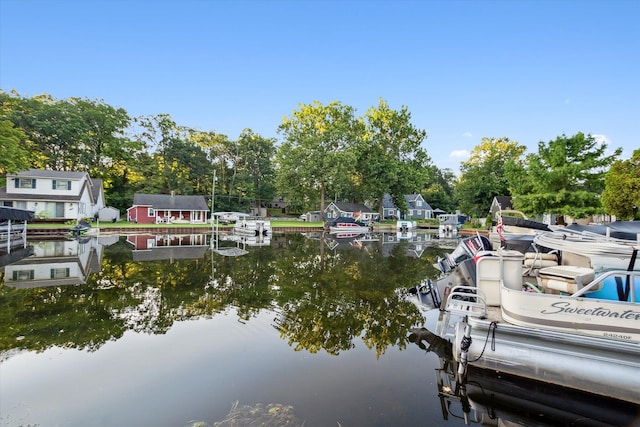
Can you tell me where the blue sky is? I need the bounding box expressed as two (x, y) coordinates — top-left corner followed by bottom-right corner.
(1, 0), (638, 172)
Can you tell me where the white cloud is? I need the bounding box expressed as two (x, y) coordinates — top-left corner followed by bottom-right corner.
(450, 150), (470, 159)
(463, 131), (472, 138)
(591, 134), (611, 146)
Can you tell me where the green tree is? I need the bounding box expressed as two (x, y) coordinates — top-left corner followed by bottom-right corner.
(235, 129), (276, 210)
(455, 137), (526, 217)
(276, 101), (361, 217)
(135, 114), (182, 193)
(358, 99), (430, 216)
(422, 165), (456, 213)
(2, 93), (84, 170)
(515, 132), (621, 219)
(602, 149), (640, 220)
(0, 120), (30, 185)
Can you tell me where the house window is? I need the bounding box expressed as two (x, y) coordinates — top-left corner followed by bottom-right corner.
(51, 268), (70, 279)
(15, 201), (26, 209)
(13, 269), (35, 281)
(78, 202), (86, 214)
(148, 208), (155, 217)
(416, 201), (422, 207)
(16, 178), (36, 188)
(52, 180), (72, 190)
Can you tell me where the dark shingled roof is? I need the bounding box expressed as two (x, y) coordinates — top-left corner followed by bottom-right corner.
(132, 194), (209, 211)
(331, 202), (374, 213)
(13, 169), (88, 179)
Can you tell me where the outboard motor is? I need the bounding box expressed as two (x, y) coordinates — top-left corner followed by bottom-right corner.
(434, 234), (492, 274)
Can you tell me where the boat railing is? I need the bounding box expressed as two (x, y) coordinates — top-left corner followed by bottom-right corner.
(571, 269), (639, 301)
(434, 285), (488, 338)
(444, 285), (488, 318)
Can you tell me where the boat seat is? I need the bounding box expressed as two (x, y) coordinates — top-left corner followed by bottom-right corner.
(538, 265), (595, 294)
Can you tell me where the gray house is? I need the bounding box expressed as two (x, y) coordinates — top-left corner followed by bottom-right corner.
(382, 194), (433, 220)
(324, 202), (380, 222)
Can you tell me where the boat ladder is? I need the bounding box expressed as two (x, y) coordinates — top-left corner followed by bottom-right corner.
(435, 285), (488, 337)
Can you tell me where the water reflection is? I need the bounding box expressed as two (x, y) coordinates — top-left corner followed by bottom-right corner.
(0, 232), (443, 357)
(127, 233), (209, 261)
(4, 236), (117, 288)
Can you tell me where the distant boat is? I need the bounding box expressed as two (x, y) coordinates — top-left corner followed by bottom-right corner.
(437, 214), (459, 235)
(233, 219), (272, 237)
(326, 217), (371, 234)
(69, 220), (92, 237)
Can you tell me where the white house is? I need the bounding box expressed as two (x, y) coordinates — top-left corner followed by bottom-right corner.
(0, 169), (105, 221)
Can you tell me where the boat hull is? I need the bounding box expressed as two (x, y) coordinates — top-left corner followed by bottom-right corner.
(329, 226), (370, 234)
(500, 285), (640, 342)
(452, 316), (640, 403)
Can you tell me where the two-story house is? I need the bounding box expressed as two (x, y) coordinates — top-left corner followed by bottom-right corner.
(0, 169), (105, 221)
(382, 194), (433, 220)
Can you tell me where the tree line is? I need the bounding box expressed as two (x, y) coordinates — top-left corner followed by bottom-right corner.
(1, 90), (638, 220)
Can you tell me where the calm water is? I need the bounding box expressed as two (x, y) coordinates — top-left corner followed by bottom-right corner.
(0, 232), (638, 427)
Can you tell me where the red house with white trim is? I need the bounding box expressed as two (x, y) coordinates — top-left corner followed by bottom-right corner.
(126, 193), (209, 224)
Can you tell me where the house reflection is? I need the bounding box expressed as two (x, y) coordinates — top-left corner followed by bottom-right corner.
(381, 231), (437, 258)
(127, 233), (209, 262)
(4, 236), (117, 288)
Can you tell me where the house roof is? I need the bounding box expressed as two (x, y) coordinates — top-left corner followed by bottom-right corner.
(12, 169), (88, 179)
(0, 186), (82, 202)
(494, 196), (513, 210)
(90, 179), (103, 202)
(132, 194), (209, 211)
(382, 194), (432, 211)
(405, 194), (432, 210)
(329, 201), (375, 213)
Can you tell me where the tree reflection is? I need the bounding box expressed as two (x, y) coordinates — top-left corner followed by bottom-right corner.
(0, 233), (448, 358)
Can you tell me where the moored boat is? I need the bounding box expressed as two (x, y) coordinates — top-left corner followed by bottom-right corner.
(414, 236), (640, 404)
(534, 226), (640, 272)
(490, 209), (550, 252)
(232, 219), (272, 237)
(437, 214), (459, 235)
(326, 216), (371, 234)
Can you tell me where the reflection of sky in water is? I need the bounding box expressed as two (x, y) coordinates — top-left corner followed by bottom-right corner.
(0, 308), (449, 427)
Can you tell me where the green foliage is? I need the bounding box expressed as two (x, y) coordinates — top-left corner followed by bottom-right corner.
(422, 166), (456, 212)
(0, 234), (445, 357)
(602, 149), (640, 220)
(357, 99), (430, 215)
(455, 137), (526, 217)
(1, 90), (455, 217)
(0, 120), (30, 183)
(513, 132), (622, 219)
(276, 101), (361, 216)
